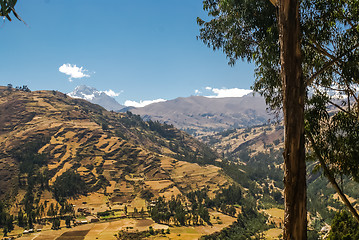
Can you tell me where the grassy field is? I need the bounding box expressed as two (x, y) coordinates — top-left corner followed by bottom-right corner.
(263, 228), (282, 240)
(261, 208), (284, 239)
(12, 209), (236, 240)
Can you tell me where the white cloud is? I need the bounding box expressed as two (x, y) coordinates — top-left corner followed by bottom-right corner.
(103, 89), (123, 97)
(124, 99), (166, 108)
(194, 89), (201, 95)
(205, 87), (252, 98)
(59, 63), (90, 81)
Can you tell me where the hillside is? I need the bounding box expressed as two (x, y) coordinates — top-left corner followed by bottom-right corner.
(0, 86), (232, 212)
(205, 123), (359, 238)
(5, 86), (352, 239)
(0, 87), (293, 239)
(130, 95), (272, 137)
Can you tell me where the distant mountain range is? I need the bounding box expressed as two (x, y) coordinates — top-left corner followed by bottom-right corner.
(69, 85), (273, 137)
(131, 95), (272, 136)
(67, 85), (125, 111)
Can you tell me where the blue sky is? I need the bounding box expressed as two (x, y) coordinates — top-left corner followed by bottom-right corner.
(1, 0), (255, 106)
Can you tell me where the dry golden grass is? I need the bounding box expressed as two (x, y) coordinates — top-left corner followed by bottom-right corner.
(49, 161), (73, 185)
(262, 208), (284, 228)
(164, 159), (230, 198)
(263, 228), (282, 239)
(106, 181), (117, 194)
(128, 196), (147, 211)
(145, 180), (173, 191)
(72, 192), (108, 214)
(159, 186), (182, 199)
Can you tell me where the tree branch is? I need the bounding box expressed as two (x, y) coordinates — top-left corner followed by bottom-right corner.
(306, 43), (359, 86)
(307, 40), (335, 60)
(307, 131), (359, 223)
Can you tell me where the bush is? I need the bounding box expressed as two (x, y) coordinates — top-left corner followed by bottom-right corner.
(328, 211), (359, 239)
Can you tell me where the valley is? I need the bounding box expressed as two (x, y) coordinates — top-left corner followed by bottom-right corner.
(0, 87), (263, 239)
(1, 86), (358, 240)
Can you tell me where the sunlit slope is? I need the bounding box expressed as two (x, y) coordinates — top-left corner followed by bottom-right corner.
(0, 86), (230, 206)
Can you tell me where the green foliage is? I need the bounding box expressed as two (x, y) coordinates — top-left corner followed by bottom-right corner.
(102, 122), (109, 130)
(17, 209), (25, 227)
(328, 211), (359, 239)
(222, 147), (283, 192)
(307, 173), (338, 224)
(147, 120), (176, 139)
(306, 101), (359, 181)
(51, 218), (60, 230)
(140, 189), (154, 202)
(150, 195), (211, 226)
(0, 0), (23, 22)
(65, 216), (72, 228)
(209, 185), (244, 216)
(12, 137), (48, 175)
(0, 202), (14, 236)
(97, 210), (113, 217)
(198, 0), (359, 111)
(198, 0), (280, 110)
(200, 204), (268, 240)
(199, 0), (359, 224)
(118, 111), (218, 166)
(0, 202), (6, 227)
(90, 174), (110, 192)
(52, 170), (87, 201)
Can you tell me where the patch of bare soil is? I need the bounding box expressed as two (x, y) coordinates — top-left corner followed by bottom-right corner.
(136, 219), (154, 227)
(57, 230), (90, 240)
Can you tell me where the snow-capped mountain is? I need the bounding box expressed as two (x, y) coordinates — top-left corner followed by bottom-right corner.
(67, 85), (125, 111)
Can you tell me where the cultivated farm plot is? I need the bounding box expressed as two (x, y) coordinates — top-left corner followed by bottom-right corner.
(15, 218), (168, 240)
(164, 159), (230, 197)
(14, 209), (237, 240)
(127, 196), (147, 212)
(159, 185), (182, 199)
(263, 228), (283, 240)
(145, 180), (173, 191)
(263, 208), (284, 224)
(72, 192), (108, 214)
(262, 208), (284, 239)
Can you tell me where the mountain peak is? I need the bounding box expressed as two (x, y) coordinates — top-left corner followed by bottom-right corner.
(68, 85), (125, 111)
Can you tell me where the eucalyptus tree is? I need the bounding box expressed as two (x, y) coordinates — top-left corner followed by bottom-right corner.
(198, 0), (359, 238)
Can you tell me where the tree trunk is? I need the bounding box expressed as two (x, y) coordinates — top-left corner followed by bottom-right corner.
(278, 0), (307, 239)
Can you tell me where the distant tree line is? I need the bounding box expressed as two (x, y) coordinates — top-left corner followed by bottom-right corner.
(150, 185), (246, 227)
(7, 83), (31, 92)
(0, 202), (14, 237)
(150, 195), (210, 226)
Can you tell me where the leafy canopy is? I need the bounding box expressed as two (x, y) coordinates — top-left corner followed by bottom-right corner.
(198, 0), (359, 111)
